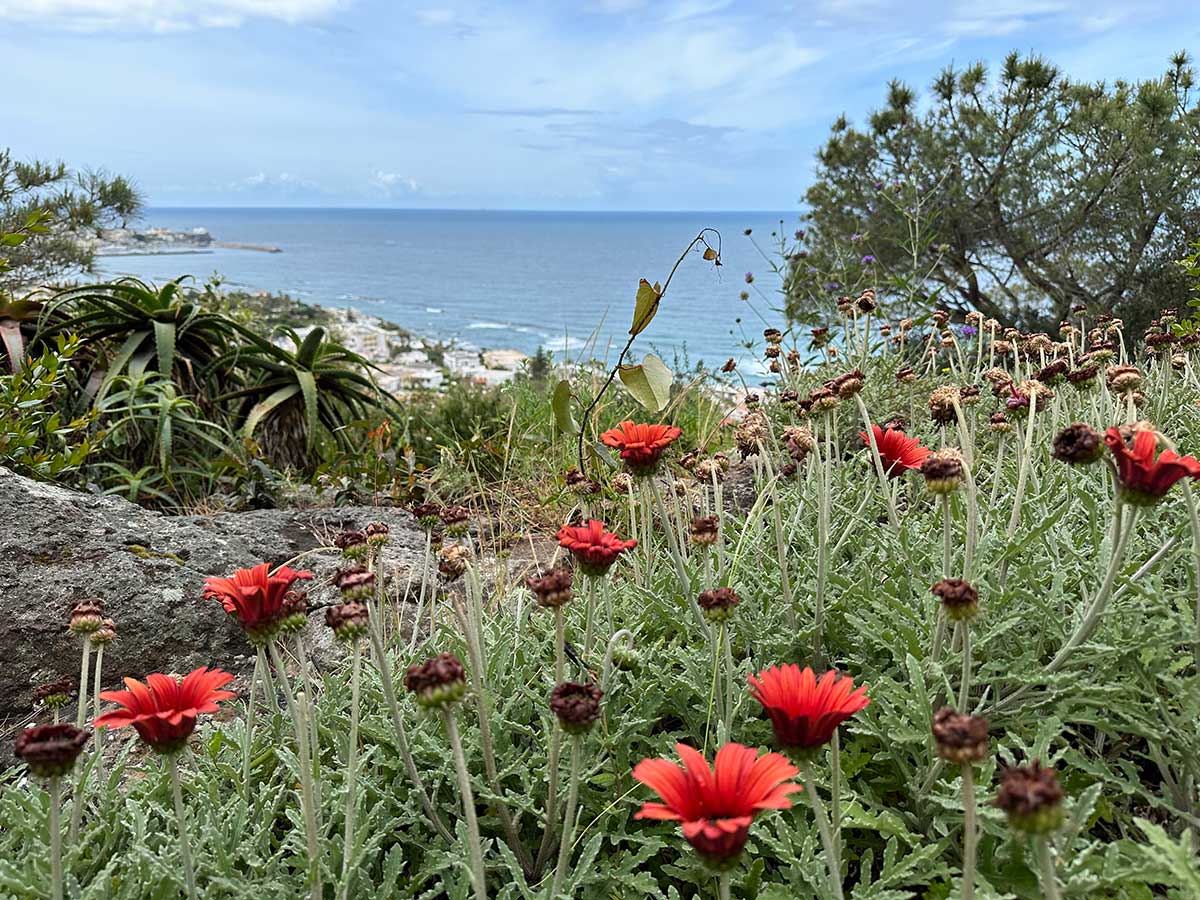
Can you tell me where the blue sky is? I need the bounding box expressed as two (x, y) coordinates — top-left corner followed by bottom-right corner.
(5, 0), (1198, 210)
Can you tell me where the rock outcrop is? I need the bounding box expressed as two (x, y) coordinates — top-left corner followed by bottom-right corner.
(0, 467), (440, 719)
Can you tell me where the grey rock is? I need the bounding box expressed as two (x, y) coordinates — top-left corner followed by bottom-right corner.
(0, 466), (435, 718)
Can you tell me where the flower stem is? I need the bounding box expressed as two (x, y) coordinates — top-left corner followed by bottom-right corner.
(366, 609), (453, 843)
(75, 639), (91, 729)
(717, 872), (732, 900)
(48, 776), (63, 900)
(338, 640), (363, 900)
(650, 478), (708, 636)
(957, 622), (972, 713)
(443, 709), (488, 900)
(266, 641), (323, 900)
(534, 609), (568, 874)
(168, 754), (199, 900)
(961, 766), (977, 900)
(92, 643), (105, 783)
(1036, 836), (1062, 900)
(242, 651), (260, 801)
(549, 735), (583, 900)
(721, 623), (736, 736)
(814, 412), (833, 666)
(801, 760), (845, 900)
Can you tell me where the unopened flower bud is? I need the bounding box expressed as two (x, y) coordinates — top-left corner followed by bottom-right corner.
(404, 653), (466, 709)
(697, 587), (741, 624)
(932, 707), (989, 764)
(325, 601), (370, 641)
(549, 681), (602, 734)
(994, 760), (1065, 834)
(334, 565), (375, 600)
(930, 578), (979, 621)
(527, 568), (573, 608)
(365, 522), (390, 546)
(335, 529), (369, 560)
(1051, 423), (1103, 465)
(690, 515), (720, 547)
(68, 598), (105, 636)
(15, 724), (90, 778)
(922, 449), (965, 494)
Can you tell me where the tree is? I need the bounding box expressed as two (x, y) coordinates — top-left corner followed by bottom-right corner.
(795, 52), (1200, 333)
(0, 149), (142, 290)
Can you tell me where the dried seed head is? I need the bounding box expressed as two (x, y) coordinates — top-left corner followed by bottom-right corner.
(993, 339), (1013, 356)
(735, 410), (770, 458)
(694, 458), (726, 483)
(527, 568), (574, 608)
(1035, 359), (1069, 385)
(930, 578), (979, 621)
(437, 544), (470, 582)
(763, 327), (783, 345)
(404, 653), (467, 709)
(549, 681), (603, 734)
(1051, 423), (1103, 465)
(610, 472), (634, 493)
(922, 449), (965, 494)
(959, 384), (981, 406)
(855, 289), (878, 313)
(989, 411), (1012, 433)
(440, 505), (471, 535)
(994, 760), (1065, 834)
(928, 386), (961, 425)
(690, 515), (720, 547)
(412, 502), (443, 530)
(831, 368), (866, 398)
(931, 707), (990, 764)
(809, 386), (840, 412)
(1067, 365), (1098, 387)
(895, 366), (916, 384)
(564, 468), (602, 495)
(697, 587), (741, 624)
(279, 590), (310, 634)
(1106, 365), (1143, 393)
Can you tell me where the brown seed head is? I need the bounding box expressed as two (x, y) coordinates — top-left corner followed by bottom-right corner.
(68, 598), (105, 636)
(697, 587), (741, 623)
(325, 601), (370, 641)
(404, 653), (467, 708)
(930, 578), (979, 621)
(932, 707), (990, 764)
(549, 681), (603, 734)
(527, 568), (574, 608)
(14, 724), (90, 778)
(922, 449), (965, 494)
(1051, 423), (1103, 465)
(994, 760), (1065, 834)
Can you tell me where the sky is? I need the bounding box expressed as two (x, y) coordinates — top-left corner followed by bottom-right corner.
(5, 0), (1199, 211)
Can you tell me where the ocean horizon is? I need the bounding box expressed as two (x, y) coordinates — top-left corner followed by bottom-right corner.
(98, 207), (797, 368)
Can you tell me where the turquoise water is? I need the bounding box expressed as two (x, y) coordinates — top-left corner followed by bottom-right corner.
(99, 208), (795, 368)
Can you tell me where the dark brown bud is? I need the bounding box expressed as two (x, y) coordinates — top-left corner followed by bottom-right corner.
(549, 681), (603, 734)
(527, 568), (574, 608)
(1034, 359), (1068, 384)
(895, 366), (915, 384)
(334, 564), (376, 600)
(831, 368), (866, 398)
(14, 724), (90, 778)
(697, 587), (741, 623)
(68, 598), (105, 636)
(763, 327), (783, 344)
(1066, 365), (1098, 387)
(931, 578), (979, 621)
(90, 618), (118, 645)
(1051, 423), (1103, 465)
(931, 707), (990, 764)
(279, 589), (309, 633)
(855, 288), (878, 313)
(325, 601), (370, 641)
(365, 521), (390, 545)
(412, 502), (443, 529)
(564, 468), (601, 495)
(721, 358), (737, 373)
(994, 760), (1065, 833)
(404, 653), (467, 708)
(33, 678), (74, 709)
(334, 530), (368, 559)
(922, 449), (964, 494)
(989, 411), (1012, 433)
(440, 505), (471, 534)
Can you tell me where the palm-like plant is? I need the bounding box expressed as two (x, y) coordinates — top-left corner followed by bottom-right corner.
(39, 277), (241, 402)
(215, 326), (387, 470)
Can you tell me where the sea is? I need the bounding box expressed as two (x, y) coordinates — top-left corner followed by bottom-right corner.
(97, 208), (796, 369)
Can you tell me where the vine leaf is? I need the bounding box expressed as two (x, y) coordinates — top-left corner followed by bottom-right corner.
(618, 353), (672, 411)
(629, 278), (663, 337)
(551, 379), (579, 434)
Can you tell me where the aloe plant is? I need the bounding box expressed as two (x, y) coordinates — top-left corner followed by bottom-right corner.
(216, 326), (387, 469)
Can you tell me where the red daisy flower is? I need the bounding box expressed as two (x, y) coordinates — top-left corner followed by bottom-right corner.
(633, 742), (800, 864)
(203, 562), (312, 643)
(1104, 427), (1200, 505)
(859, 424), (930, 476)
(600, 421), (683, 475)
(748, 665), (870, 751)
(95, 667), (236, 754)
(556, 520), (637, 576)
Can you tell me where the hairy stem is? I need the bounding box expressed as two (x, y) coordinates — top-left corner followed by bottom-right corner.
(802, 760), (845, 900)
(549, 735), (583, 900)
(338, 640), (363, 900)
(444, 709), (488, 900)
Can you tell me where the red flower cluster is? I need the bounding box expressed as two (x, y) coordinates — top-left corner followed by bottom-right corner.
(600, 421), (682, 475)
(96, 667), (235, 754)
(203, 563), (312, 643)
(556, 520), (637, 576)
(859, 425), (930, 476)
(633, 742), (800, 864)
(1104, 427), (1200, 505)
(748, 665), (870, 752)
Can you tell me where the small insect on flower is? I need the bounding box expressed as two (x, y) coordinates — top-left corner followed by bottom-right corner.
(633, 742), (801, 866)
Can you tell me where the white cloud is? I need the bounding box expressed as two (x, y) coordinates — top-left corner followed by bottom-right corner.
(370, 170), (421, 196)
(0, 0), (344, 31)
